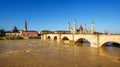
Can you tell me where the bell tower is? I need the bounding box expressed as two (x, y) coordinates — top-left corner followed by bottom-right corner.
(83, 24), (87, 34)
(91, 21), (94, 34)
(68, 21), (70, 31)
(24, 20), (27, 31)
(73, 19), (77, 34)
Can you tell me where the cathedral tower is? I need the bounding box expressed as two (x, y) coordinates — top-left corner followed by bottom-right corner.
(73, 19), (77, 34)
(83, 24), (87, 34)
(91, 22), (94, 34)
(24, 20), (27, 31)
(79, 24), (83, 34)
(68, 21), (70, 31)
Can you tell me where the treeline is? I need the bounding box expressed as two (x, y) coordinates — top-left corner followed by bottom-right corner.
(28, 36), (41, 39)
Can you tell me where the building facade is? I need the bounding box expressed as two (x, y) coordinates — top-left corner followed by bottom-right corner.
(22, 31), (38, 36)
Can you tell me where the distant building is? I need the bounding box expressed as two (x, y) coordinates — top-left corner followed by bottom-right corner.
(54, 30), (71, 34)
(21, 20), (38, 36)
(22, 31), (38, 36)
(40, 30), (71, 34)
(40, 20), (96, 35)
(5, 26), (21, 37)
(5, 20), (38, 37)
(41, 30), (54, 34)
(6, 31), (22, 37)
(68, 20), (95, 34)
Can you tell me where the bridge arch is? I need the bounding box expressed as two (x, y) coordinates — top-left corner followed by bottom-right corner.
(100, 41), (120, 48)
(54, 36), (57, 41)
(62, 36), (69, 43)
(75, 38), (90, 46)
(62, 36), (69, 41)
(99, 35), (120, 47)
(47, 36), (51, 40)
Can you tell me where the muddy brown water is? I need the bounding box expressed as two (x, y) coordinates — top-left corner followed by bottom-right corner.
(0, 40), (120, 67)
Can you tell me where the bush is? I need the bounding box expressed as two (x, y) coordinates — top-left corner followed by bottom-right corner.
(6, 36), (23, 40)
(28, 36), (41, 39)
(16, 36), (24, 39)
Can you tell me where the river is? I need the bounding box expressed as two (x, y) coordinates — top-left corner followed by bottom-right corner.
(0, 40), (120, 67)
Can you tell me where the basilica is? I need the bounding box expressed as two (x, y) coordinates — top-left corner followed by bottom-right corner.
(67, 20), (95, 34)
(41, 20), (95, 34)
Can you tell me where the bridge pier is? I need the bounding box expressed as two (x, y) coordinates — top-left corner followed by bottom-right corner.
(90, 43), (100, 48)
(57, 34), (61, 42)
(89, 34), (100, 48)
(41, 34), (47, 41)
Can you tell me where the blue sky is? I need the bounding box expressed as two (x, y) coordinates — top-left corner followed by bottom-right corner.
(0, 0), (120, 33)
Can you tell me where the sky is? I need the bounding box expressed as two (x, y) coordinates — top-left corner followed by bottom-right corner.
(0, 0), (120, 33)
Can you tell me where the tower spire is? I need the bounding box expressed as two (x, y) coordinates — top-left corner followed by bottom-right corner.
(91, 21), (94, 34)
(24, 20), (27, 31)
(68, 21), (70, 31)
(79, 24), (83, 34)
(73, 19), (77, 34)
(83, 24), (87, 34)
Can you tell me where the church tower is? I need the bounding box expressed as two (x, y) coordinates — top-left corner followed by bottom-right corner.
(83, 24), (87, 34)
(68, 21), (70, 31)
(91, 22), (94, 34)
(73, 19), (77, 34)
(79, 24), (83, 34)
(24, 20), (27, 31)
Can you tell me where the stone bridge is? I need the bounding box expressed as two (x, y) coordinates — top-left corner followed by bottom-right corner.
(42, 34), (120, 48)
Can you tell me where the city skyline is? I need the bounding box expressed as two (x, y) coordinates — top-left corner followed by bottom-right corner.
(0, 0), (120, 33)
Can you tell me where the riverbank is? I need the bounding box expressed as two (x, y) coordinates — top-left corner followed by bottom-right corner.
(0, 36), (41, 40)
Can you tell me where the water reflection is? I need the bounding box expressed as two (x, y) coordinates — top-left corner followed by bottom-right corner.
(96, 42), (120, 65)
(75, 38), (90, 46)
(102, 42), (120, 48)
(0, 40), (120, 67)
